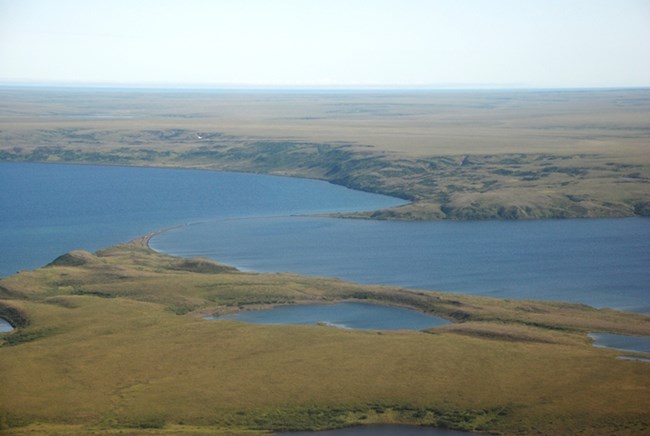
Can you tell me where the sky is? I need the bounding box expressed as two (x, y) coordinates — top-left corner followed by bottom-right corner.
(0, 0), (649, 89)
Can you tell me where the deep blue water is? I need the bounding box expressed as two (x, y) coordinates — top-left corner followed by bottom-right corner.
(0, 162), (404, 276)
(152, 216), (650, 313)
(208, 302), (449, 330)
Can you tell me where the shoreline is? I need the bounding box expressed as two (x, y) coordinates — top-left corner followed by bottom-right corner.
(3, 242), (650, 435)
(4, 159), (648, 221)
(127, 225), (183, 249)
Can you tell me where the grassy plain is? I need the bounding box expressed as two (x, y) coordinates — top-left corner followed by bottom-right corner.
(1, 245), (650, 434)
(1, 87), (649, 219)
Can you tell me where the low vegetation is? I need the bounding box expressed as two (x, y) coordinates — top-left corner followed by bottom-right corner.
(1, 244), (649, 434)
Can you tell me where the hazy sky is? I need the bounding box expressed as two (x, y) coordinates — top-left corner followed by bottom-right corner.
(1, 0), (649, 88)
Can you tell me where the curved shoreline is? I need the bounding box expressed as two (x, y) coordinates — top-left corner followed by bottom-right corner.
(128, 225), (183, 249)
(4, 151), (648, 221)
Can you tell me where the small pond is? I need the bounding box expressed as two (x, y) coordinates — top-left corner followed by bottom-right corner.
(277, 424), (479, 435)
(0, 318), (14, 332)
(207, 302), (449, 331)
(589, 333), (650, 355)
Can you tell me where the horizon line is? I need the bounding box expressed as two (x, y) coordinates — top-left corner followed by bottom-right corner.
(1, 81), (649, 92)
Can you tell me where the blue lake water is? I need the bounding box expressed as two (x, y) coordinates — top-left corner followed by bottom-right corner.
(208, 302), (449, 330)
(152, 216), (650, 313)
(0, 162), (403, 276)
(2, 162), (649, 313)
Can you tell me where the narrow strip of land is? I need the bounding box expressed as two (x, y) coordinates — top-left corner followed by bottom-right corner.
(128, 225), (182, 249)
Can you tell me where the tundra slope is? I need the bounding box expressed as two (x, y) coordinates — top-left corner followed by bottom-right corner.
(1, 245), (649, 434)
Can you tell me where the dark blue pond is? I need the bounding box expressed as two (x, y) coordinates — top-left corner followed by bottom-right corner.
(208, 302), (449, 331)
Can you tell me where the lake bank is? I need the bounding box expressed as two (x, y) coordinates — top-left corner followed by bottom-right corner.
(206, 302), (451, 331)
(277, 424), (481, 435)
(150, 216), (650, 313)
(5, 162), (647, 312)
(2, 88), (649, 221)
(0, 162), (404, 277)
(4, 147), (649, 221)
(589, 332), (650, 355)
(128, 225), (183, 249)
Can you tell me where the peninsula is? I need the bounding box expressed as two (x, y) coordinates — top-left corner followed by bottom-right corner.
(1, 243), (649, 434)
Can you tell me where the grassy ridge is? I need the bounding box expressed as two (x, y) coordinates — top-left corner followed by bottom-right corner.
(1, 246), (649, 434)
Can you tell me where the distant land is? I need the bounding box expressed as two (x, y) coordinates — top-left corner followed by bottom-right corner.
(1, 87), (648, 220)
